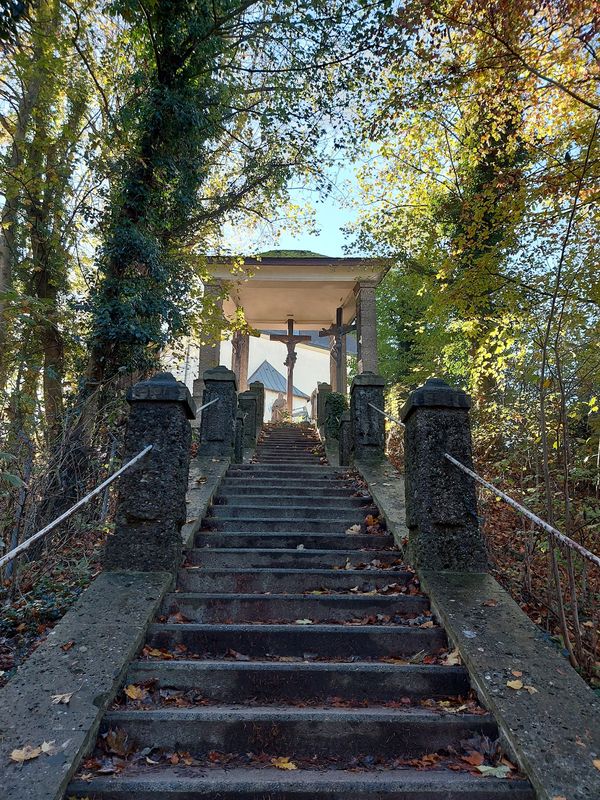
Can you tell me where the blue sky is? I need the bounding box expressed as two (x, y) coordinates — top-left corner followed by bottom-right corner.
(275, 196), (357, 257)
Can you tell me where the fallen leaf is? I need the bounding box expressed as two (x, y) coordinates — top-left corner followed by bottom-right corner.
(51, 691), (74, 705)
(295, 619), (313, 625)
(593, 759), (600, 771)
(420, 620), (434, 629)
(506, 679), (523, 690)
(524, 685), (538, 695)
(552, 796), (567, 800)
(477, 764), (511, 778)
(462, 751), (485, 766)
(443, 648), (462, 666)
(271, 756), (298, 770)
(61, 641), (75, 652)
(41, 741), (57, 755)
(345, 524), (361, 534)
(10, 744), (42, 762)
(511, 670), (523, 677)
(124, 684), (148, 701)
(482, 599), (498, 607)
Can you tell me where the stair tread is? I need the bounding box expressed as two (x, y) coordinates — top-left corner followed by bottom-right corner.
(104, 706), (491, 721)
(69, 768), (533, 797)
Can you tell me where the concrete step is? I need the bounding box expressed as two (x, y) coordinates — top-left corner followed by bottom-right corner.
(184, 547), (402, 569)
(228, 464), (340, 475)
(217, 484), (360, 496)
(194, 532), (394, 549)
(69, 767), (534, 799)
(213, 494), (371, 508)
(100, 706), (496, 758)
(146, 622), (446, 658)
(126, 660), (471, 701)
(161, 592), (429, 623)
(202, 518), (365, 533)
(177, 567), (411, 593)
(207, 505), (371, 520)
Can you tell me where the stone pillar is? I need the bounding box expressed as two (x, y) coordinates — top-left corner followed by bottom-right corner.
(355, 280), (378, 374)
(192, 284), (224, 424)
(234, 409), (244, 463)
(310, 389), (318, 422)
(350, 371), (385, 462)
(400, 377), (486, 572)
(238, 390), (258, 447)
(316, 382), (331, 428)
(103, 373), (195, 572)
(232, 331), (250, 392)
(329, 335), (348, 394)
(249, 380), (265, 428)
(199, 366), (237, 457)
(339, 410), (351, 466)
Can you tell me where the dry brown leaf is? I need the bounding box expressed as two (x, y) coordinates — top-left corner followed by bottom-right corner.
(506, 679), (523, 690)
(443, 648), (462, 666)
(10, 744), (42, 763)
(524, 685), (538, 695)
(462, 751), (485, 766)
(511, 670), (523, 677)
(51, 691), (74, 705)
(593, 759), (600, 771)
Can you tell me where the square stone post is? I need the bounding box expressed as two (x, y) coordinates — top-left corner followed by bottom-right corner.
(350, 372), (385, 461)
(103, 373), (195, 572)
(234, 409), (244, 463)
(249, 380), (265, 429)
(232, 331), (250, 392)
(400, 377), (487, 571)
(339, 410), (351, 466)
(354, 280), (378, 374)
(238, 390), (258, 447)
(199, 366), (237, 457)
(316, 382), (331, 428)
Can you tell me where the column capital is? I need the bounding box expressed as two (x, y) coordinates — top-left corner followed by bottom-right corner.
(400, 377), (471, 422)
(127, 372), (196, 419)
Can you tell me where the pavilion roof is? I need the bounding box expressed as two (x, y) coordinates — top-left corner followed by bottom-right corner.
(248, 360), (310, 400)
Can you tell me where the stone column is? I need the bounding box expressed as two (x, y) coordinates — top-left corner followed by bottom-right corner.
(103, 373), (195, 572)
(354, 280), (378, 374)
(316, 382), (331, 428)
(249, 380), (265, 428)
(339, 411), (351, 466)
(329, 335), (348, 394)
(350, 371), (385, 462)
(310, 389), (318, 422)
(232, 331), (250, 392)
(199, 366), (237, 457)
(238, 390), (258, 447)
(192, 284), (224, 424)
(234, 409), (244, 463)
(400, 377), (486, 572)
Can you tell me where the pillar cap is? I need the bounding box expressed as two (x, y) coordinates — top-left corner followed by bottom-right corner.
(351, 371), (385, 391)
(127, 372), (196, 419)
(400, 377), (471, 422)
(203, 365), (237, 388)
(238, 389), (258, 399)
(248, 381), (264, 391)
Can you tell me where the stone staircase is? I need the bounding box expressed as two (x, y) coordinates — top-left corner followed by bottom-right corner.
(68, 423), (533, 799)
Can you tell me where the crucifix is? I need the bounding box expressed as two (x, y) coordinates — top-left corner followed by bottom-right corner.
(270, 319), (311, 415)
(319, 307), (356, 393)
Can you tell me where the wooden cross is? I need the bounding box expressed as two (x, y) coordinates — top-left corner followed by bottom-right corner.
(270, 319), (311, 414)
(319, 307), (356, 392)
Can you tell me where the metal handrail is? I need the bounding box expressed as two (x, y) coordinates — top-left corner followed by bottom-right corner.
(368, 402), (405, 427)
(444, 452), (600, 569)
(365, 402), (599, 568)
(0, 444), (154, 570)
